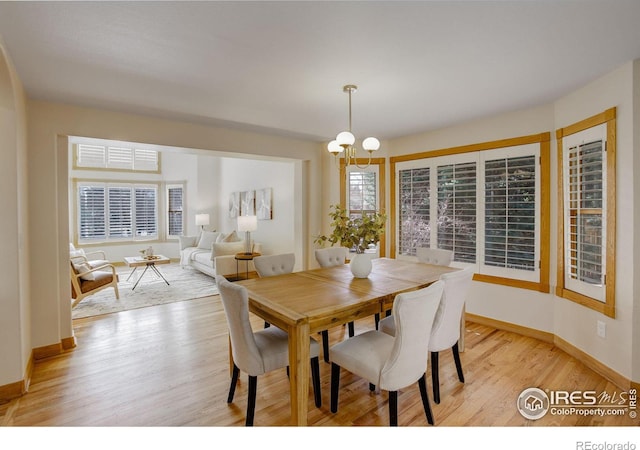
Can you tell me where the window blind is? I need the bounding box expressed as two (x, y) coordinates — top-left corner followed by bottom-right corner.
(79, 186), (106, 240)
(484, 155), (536, 271)
(567, 140), (604, 285)
(135, 187), (158, 238)
(76, 144), (159, 172)
(167, 186), (184, 236)
(108, 187), (133, 238)
(348, 171), (377, 215)
(437, 162), (477, 263)
(398, 167), (430, 256)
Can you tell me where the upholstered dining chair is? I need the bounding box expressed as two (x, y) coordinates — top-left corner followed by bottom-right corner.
(253, 253), (296, 328)
(329, 280), (444, 426)
(216, 276), (321, 426)
(314, 247), (351, 362)
(379, 266), (474, 404)
(416, 247), (454, 266)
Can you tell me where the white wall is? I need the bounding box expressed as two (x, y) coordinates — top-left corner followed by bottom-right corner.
(553, 61), (636, 379)
(216, 157), (301, 270)
(382, 62), (638, 381)
(388, 104), (557, 334)
(25, 100), (322, 373)
(0, 39), (30, 388)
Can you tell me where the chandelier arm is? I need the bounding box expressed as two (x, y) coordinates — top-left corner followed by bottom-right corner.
(353, 152), (373, 170)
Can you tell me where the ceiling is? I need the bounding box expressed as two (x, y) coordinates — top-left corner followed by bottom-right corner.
(1, 1), (640, 143)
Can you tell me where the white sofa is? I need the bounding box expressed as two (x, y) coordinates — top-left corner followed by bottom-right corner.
(179, 230), (262, 278)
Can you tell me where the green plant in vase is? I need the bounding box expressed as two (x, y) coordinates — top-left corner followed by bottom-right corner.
(314, 204), (387, 254)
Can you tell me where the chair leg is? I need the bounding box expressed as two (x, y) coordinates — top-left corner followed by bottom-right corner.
(228, 363), (240, 403)
(374, 313), (380, 329)
(452, 341), (465, 383)
(369, 383), (376, 392)
(330, 363), (340, 413)
(246, 375), (257, 426)
(311, 356), (322, 407)
(431, 351), (440, 404)
(322, 330), (330, 363)
(264, 321), (270, 328)
(348, 321), (355, 337)
(418, 374), (434, 425)
(388, 391), (398, 426)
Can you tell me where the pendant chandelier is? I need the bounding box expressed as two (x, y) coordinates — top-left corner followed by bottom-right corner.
(327, 84), (380, 169)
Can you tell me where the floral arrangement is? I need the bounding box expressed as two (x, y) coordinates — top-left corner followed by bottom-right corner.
(314, 204), (386, 254)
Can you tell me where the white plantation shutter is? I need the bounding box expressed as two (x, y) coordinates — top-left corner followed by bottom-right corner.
(437, 161), (477, 263)
(484, 155), (537, 272)
(77, 182), (158, 243)
(108, 187), (133, 238)
(74, 144), (158, 172)
(348, 171), (377, 215)
(134, 148), (159, 171)
(77, 144), (106, 168)
(79, 185), (106, 240)
(135, 186), (158, 238)
(167, 185), (184, 237)
(398, 167), (430, 256)
(563, 128), (606, 301)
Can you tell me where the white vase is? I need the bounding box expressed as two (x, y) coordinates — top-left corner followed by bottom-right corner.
(350, 253), (372, 278)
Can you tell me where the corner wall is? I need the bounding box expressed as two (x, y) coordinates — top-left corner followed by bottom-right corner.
(0, 38), (30, 390)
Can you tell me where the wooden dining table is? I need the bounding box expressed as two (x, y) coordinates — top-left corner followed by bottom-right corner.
(234, 257), (458, 426)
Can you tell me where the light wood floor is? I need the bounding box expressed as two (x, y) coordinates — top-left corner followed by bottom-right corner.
(1, 294), (637, 427)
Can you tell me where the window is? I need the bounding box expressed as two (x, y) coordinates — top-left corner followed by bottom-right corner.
(75, 144), (159, 172)
(391, 133), (550, 291)
(398, 167), (430, 255)
(167, 184), (185, 238)
(556, 108), (616, 317)
(77, 181), (158, 243)
(340, 158), (386, 256)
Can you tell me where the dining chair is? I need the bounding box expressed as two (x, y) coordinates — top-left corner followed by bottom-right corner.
(379, 266), (474, 404)
(329, 280), (444, 426)
(253, 253), (295, 277)
(314, 247), (351, 362)
(416, 247), (454, 266)
(216, 276), (322, 426)
(253, 253), (295, 328)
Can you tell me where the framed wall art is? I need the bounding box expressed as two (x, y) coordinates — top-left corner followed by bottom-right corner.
(240, 190), (255, 216)
(228, 192), (240, 218)
(256, 187), (272, 220)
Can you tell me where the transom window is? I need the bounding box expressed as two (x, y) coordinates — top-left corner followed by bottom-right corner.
(75, 143), (159, 172)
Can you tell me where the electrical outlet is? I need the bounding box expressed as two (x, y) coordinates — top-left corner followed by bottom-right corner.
(597, 320), (606, 338)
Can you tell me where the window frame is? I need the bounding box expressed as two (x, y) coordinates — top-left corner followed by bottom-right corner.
(166, 183), (186, 239)
(390, 133), (551, 293)
(340, 158), (386, 257)
(74, 179), (160, 245)
(555, 108), (616, 318)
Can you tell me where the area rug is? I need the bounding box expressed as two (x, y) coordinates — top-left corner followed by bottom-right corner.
(72, 263), (219, 319)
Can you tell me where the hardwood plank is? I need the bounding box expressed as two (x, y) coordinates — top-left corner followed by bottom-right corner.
(0, 296), (637, 427)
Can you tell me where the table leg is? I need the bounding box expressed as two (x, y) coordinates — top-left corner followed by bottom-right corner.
(288, 321), (310, 426)
(149, 263), (170, 285)
(131, 265), (150, 290)
(126, 266), (138, 282)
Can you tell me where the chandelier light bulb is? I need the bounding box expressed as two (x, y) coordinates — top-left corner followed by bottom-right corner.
(362, 137), (380, 152)
(336, 131), (355, 147)
(327, 140), (343, 154)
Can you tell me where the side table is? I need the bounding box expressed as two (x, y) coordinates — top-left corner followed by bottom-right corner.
(234, 252), (261, 280)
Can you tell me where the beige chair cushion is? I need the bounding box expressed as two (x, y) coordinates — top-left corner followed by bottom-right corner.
(330, 280), (443, 392)
(315, 247), (348, 268)
(254, 253), (295, 277)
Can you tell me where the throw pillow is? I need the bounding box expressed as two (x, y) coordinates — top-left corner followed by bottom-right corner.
(70, 248), (86, 259)
(197, 231), (220, 250)
(222, 230), (240, 242)
(73, 262), (95, 281)
(212, 241), (245, 257)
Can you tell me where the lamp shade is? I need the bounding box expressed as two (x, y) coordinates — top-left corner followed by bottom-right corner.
(327, 140), (344, 154)
(362, 137), (381, 151)
(336, 131), (355, 147)
(237, 215), (258, 232)
(195, 214), (210, 226)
